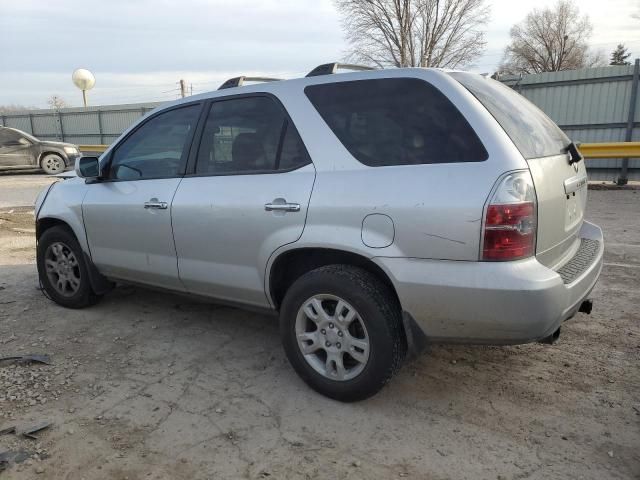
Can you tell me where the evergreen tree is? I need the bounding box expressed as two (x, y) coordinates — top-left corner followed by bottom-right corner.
(610, 44), (631, 65)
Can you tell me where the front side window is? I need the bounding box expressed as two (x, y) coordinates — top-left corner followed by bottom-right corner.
(0, 129), (22, 144)
(196, 96), (310, 175)
(305, 78), (487, 167)
(109, 105), (200, 180)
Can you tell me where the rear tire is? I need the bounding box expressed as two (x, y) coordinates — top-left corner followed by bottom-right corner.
(37, 226), (102, 308)
(280, 265), (406, 402)
(40, 153), (65, 175)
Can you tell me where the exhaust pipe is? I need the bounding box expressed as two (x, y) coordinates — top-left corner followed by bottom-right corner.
(579, 299), (593, 315)
(539, 327), (561, 345)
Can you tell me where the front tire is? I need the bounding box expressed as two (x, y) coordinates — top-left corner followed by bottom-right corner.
(37, 226), (102, 308)
(40, 153), (66, 175)
(280, 265), (406, 402)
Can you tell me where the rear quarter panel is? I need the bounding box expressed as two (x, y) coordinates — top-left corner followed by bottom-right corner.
(270, 69), (529, 262)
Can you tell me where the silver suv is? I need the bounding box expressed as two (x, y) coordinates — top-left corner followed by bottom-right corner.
(35, 64), (603, 401)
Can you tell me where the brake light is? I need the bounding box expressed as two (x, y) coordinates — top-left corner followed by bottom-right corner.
(482, 171), (537, 261)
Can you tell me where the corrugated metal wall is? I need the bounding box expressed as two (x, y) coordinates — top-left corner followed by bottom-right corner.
(2, 63), (638, 181)
(0, 102), (161, 146)
(499, 62), (640, 182)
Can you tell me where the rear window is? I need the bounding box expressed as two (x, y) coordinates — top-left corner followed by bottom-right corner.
(304, 78), (487, 167)
(450, 72), (570, 159)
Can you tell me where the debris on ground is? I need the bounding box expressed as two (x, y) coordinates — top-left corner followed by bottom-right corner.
(0, 449), (33, 471)
(22, 422), (52, 440)
(0, 426), (16, 436)
(0, 354), (52, 366)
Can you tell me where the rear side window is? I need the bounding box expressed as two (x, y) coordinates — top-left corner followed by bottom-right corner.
(304, 78), (487, 166)
(195, 96), (310, 175)
(450, 72), (570, 159)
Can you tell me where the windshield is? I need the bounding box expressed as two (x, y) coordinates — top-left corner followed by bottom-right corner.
(449, 72), (570, 159)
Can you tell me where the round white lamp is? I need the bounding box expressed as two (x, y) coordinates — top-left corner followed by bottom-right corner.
(72, 69), (96, 107)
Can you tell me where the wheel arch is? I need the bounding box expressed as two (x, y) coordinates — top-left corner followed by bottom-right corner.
(36, 216), (74, 240)
(268, 247), (400, 311)
(36, 216), (113, 295)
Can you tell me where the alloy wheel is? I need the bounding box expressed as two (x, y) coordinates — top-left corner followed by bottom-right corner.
(295, 294), (370, 381)
(44, 242), (81, 297)
(41, 154), (64, 174)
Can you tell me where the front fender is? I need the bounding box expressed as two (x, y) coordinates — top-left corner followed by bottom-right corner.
(36, 178), (90, 255)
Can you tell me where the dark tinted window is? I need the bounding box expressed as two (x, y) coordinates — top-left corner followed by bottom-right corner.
(0, 129), (21, 143)
(450, 72), (570, 159)
(304, 78), (487, 166)
(196, 96), (310, 175)
(278, 122), (310, 170)
(110, 105), (200, 180)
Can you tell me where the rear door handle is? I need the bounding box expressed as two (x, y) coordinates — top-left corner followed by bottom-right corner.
(144, 198), (168, 210)
(264, 202), (300, 212)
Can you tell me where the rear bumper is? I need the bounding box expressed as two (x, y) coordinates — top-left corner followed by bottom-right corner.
(374, 221), (603, 345)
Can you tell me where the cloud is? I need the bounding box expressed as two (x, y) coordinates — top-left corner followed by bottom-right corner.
(1, 0), (638, 107)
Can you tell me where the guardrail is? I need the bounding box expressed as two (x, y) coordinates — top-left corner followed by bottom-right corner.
(78, 142), (640, 158)
(78, 144), (109, 153)
(578, 142), (640, 159)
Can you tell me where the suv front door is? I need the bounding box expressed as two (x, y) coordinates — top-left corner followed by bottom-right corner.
(82, 104), (202, 290)
(172, 95), (315, 307)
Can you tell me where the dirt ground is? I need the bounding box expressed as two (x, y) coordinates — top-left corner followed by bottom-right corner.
(0, 186), (638, 480)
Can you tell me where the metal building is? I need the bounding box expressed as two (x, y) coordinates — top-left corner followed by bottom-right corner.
(1, 61), (639, 181)
(498, 60), (640, 182)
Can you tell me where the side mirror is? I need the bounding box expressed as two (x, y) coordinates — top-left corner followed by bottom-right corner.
(75, 156), (102, 179)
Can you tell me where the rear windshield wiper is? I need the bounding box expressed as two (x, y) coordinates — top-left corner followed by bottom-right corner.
(566, 142), (583, 165)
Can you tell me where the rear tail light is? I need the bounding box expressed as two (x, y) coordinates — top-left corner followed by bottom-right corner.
(482, 171), (537, 261)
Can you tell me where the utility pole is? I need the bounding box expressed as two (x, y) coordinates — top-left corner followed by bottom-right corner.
(190, 83), (193, 96)
(179, 79), (186, 98)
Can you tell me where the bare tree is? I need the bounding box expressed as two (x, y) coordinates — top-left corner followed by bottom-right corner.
(499, 0), (606, 75)
(334, 0), (490, 69)
(0, 104), (35, 114)
(47, 95), (68, 110)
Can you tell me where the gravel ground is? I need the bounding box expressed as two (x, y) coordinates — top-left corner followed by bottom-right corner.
(0, 174), (56, 209)
(0, 189), (638, 479)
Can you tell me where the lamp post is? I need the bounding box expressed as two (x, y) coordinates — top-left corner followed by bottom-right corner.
(72, 69), (96, 107)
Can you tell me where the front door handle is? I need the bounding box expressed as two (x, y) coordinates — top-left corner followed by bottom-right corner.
(264, 201), (300, 212)
(144, 198), (168, 210)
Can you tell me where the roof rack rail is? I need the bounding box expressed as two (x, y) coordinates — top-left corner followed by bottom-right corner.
(305, 63), (376, 77)
(218, 76), (282, 90)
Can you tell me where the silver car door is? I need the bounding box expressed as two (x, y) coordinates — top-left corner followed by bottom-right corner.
(82, 103), (202, 290)
(172, 95), (315, 307)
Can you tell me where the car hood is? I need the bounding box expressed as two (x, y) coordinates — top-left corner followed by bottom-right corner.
(39, 140), (76, 149)
(55, 169), (78, 179)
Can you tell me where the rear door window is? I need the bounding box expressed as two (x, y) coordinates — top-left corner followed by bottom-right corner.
(304, 78), (487, 166)
(449, 72), (570, 159)
(195, 96), (311, 175)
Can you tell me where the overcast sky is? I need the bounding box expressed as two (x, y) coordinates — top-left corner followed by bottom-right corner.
(1, 0), (639, 108)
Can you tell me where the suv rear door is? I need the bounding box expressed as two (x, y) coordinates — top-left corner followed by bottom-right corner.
(171, 95), (315, 307)
(451, 73), (588, 268)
